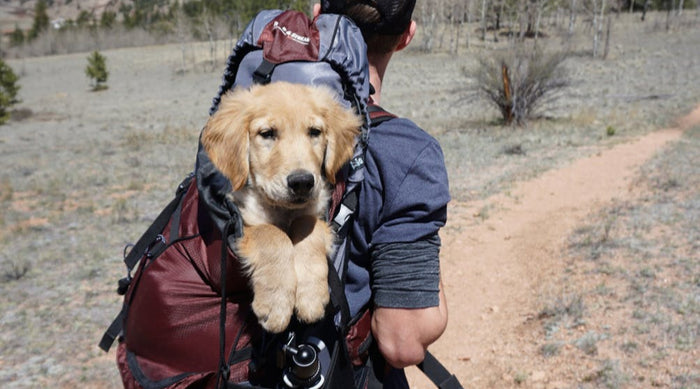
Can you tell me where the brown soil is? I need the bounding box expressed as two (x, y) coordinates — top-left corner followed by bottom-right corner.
(406, 105), (700, 388)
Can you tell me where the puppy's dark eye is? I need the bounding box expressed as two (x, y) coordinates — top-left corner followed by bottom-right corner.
(308, 127), (322, 138)
(259, 128), (277, 140)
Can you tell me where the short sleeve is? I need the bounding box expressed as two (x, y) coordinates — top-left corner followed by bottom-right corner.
(372, 134), (450, 244)
(345, 117), (450, 314)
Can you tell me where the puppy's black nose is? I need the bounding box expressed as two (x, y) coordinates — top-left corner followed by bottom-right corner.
(287, 171), (315, 196)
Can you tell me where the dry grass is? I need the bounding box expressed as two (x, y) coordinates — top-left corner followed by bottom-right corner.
(424, 13), (700, 202)
(540, 125), (700, 387)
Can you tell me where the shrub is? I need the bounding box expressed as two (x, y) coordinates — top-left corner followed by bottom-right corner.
(469, 47), (569, 125)
(100, 11), (118, 29)
(2, 257), (31, 282)
(28, 0), (50, 40)
(541, 342), (564, 357)
(0, 59), (21, 125)
(85, 51), (109, 91)
(10, 24), (25, 47)
(539, 293), (586, 337)
(76, 10), (95, 29)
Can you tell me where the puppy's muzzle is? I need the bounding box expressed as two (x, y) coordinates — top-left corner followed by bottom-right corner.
(287, 170), (315, 202)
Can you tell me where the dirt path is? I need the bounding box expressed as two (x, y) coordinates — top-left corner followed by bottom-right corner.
(407, 105), (700, 388)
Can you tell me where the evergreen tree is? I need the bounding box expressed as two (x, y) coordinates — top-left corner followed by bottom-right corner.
(100, 11), (118, 29)
(29, 0), (50, 40)
(0, 59), (21, 125)
(85, 51), (109, 91)
(10, 24), (25, 47)
(76, 10), (95, 29)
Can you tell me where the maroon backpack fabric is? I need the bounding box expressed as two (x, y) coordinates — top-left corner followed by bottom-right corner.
(110, 176), (375, 389)
(116, 179), (262, 388)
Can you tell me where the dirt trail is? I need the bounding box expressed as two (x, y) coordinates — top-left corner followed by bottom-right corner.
(407, 105), (700, 388)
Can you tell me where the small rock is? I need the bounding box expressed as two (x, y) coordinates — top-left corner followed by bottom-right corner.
(532, 371), (546, 381)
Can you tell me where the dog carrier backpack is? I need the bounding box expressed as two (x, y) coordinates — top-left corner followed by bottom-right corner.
(100, 9), (462, 389)
(99, 9), (373, 389)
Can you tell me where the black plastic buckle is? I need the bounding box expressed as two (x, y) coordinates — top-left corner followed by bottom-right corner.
(253, 59), (276, 85)
(145, 234), (166, 259)
(117, 276), (131, 295)
(177, 172), (194, 195)
(117, 243), (135, 295)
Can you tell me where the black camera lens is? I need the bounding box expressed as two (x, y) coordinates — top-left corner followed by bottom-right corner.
(291, 344), (319, 380)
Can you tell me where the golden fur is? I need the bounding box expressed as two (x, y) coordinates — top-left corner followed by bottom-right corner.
(201, 82), (361, 333)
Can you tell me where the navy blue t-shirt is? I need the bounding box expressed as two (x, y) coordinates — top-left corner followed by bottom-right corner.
(345, 116), (450, 318)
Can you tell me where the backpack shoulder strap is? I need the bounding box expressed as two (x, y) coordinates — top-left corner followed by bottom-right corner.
(367, 103), (396, 126)
(327, 103), (396, 327)
(98, 173), (194, 353)
(418, 351), (464, 389)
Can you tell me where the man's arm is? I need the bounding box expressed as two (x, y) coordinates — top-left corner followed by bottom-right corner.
(363, 124), (450, 368)
(371, 279), (448, 368)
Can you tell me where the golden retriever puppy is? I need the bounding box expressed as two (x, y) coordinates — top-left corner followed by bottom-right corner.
(201, 82), (361, 333)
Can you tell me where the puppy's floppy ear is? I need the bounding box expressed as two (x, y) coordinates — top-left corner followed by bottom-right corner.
(201, 89), (251, 191)
(320, 94), (362, 184)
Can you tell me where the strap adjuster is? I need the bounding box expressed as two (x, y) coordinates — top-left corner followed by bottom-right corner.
(253, 59), (276, 85)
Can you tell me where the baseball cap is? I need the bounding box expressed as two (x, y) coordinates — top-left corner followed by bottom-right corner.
(321, 0), (416, 35)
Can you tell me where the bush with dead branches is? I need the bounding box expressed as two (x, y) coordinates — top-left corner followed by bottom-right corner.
(470, 48), (570, 125)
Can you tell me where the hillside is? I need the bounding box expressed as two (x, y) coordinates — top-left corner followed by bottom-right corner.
(0, 0), (127, 31)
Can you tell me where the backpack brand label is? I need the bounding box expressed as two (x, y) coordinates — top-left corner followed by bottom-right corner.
(272, 21), (311, 45)
(258, 11), (320, 64)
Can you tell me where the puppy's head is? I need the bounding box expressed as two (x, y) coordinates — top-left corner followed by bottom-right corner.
(201, 82), (361, 207)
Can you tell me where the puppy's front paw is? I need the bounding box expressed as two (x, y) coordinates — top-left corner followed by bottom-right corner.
(295, 283), (329, 324)
(290, 217), (332, 324)
(249, 266), (297, 333)
(253, 297), (295, 333)
(236, 224), (297, 333)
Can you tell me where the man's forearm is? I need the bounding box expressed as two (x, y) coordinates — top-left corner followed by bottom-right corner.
(371, 279), (448, 368)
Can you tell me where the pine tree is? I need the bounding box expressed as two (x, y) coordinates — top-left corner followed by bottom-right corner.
(10, 24), (25, 47)
(85, 51), (109, 91)
(28, 0), (50, 40)
(0, 59), (21, 125)
(100, 11), (118, 29)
